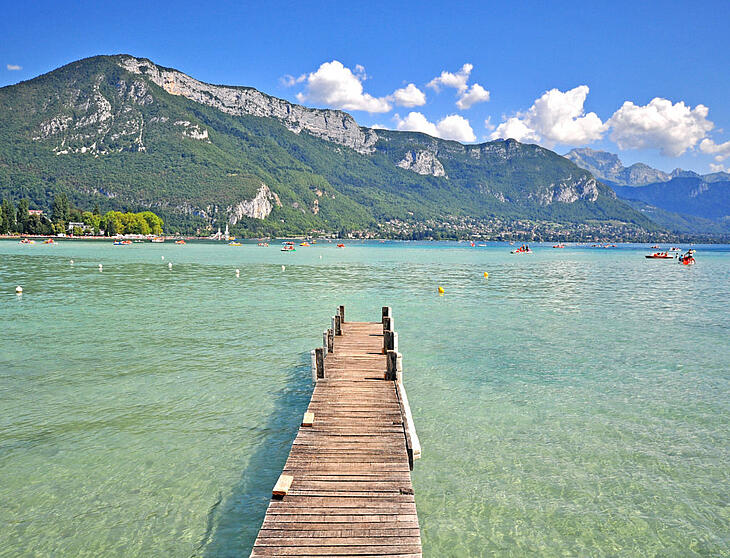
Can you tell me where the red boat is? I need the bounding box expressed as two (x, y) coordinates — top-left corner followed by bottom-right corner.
(645, 252), (673, 259)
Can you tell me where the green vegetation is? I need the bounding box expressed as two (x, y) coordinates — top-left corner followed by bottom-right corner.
(0, 193), (163, 236)
(0, 55), (663, 240)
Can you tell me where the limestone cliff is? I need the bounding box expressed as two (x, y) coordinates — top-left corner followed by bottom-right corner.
(227, 183), (282, 223)
(397, 150), (446, 177)
(118, 56), (378, 154)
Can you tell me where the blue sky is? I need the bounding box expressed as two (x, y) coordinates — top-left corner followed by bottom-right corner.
(2, 0), (729, 173)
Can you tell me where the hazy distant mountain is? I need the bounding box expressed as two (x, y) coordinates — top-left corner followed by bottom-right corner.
(0, 55), (659, 238)
(564, 148), (672, 187)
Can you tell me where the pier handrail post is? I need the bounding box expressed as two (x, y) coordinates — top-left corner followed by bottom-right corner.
(339, 305), (345, 323)
(382, 306), (391, 323)
(382, 316), (393, 333)
(315, 347), (325, 379)
(323, 330), (329, 354)
(327, 328), (334, 353)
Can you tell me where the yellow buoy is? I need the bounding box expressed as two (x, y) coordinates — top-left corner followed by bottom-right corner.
(15, 286), (23, 295)
(437, 286), (445, 295)
(484, 271), (489, 278)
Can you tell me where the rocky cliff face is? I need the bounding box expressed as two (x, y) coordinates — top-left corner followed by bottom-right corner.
(397, 150), (446, 177)
(118, 56), (378, 154)
(227, 183), (282, 223)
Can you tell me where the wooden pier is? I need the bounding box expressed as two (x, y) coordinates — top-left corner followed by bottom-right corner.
(250, 306), (422, 557)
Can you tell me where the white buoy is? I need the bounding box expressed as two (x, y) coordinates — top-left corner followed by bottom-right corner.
(168, 262), (172, 270)
(235, 269), (240, 277)
(319, 255), (322, 259)
(281, 265), (286, 271)
(98, 264), (103, 271)
(70, 259), (74, 265)
(161, 256), (164, 260)
(15, 286), (22, 295)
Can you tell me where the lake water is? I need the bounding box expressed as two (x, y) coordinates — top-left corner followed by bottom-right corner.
(1, 240), (728, 557)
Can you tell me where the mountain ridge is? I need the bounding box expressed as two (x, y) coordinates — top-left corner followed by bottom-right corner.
(0, 54), (660, 239)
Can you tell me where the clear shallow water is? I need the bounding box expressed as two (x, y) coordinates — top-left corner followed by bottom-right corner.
(1, 240), (728, 557)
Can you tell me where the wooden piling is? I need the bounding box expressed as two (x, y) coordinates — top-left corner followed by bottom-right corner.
(314, 347), (324, 379)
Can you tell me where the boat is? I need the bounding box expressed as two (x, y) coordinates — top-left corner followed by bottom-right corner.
(300, 242), (310, 247)
(651, 245), (660, 249)
(511, 244), (532, 254)
(113, 240), (132, 245)
(336, 243), (345, 248)
(257, 242), (269, 247)
(552, 244), (565, 248)
(19, 238), (35, 244)
(175, 240), (186, 245)
(281, 245), (295, 252)
(151, 237), (165, 243)
(670, 247), (681, 251)
(228, 241), (243, 246)
(43, 239), (55, 244)
(645, 252), (674, 259)
(679, 252), (695, 265)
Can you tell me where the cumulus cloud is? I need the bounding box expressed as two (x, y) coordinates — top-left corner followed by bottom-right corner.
(456, 84), (490, 109)
(709, 163), (728, 173)
(490, 85), (604, 146)
(394, 111), (476, 142)
(6, 64), (21, 71)
(390, 83), (426, 107)
(427, 63), (490, 110)
(296, 60), (392, 113)
(427, 63), (472, 93)
(699, 138), (730, 162)
(607, 98), (713, 157)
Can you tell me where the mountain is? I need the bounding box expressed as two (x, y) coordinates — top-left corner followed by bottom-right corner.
(0, 55), (658, 239)
(564, 148), (672, 187)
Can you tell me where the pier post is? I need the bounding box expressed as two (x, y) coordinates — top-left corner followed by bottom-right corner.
(310, 350), (317, 382)
(339, 305), (345, 323)
(382, 306), (391, 324)
(327, 328), (334, 353)
(383, 316), (393, 333)
(315, 347), (325, 379)
(323, 331), (329, 354)
(386, 350), (403, 381)
(334, 313), (342, 336)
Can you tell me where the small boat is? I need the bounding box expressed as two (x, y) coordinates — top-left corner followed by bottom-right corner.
(281, 245), (295, 252)
(645, 252), (673, 259)
(19, 238), (35, 244)
(151, 237), (165, 243)
(511, 249), (532, 254)
(300, 242), (310, 247)
(257, 242), (269, 247)
(670, 247), (681, 251)
(552, 244), (565, 248)
(651, 245), (660, 249)
(43, 239), (55, 244)
(336, 243), (345, 248)
(175, 240), (186, 245)
(228, 241), (242, 246)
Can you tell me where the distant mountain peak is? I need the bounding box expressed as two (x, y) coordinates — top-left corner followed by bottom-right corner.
(564, 148), (670, 186)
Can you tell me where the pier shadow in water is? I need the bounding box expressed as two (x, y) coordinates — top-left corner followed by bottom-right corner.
(194, 357), (313, 558)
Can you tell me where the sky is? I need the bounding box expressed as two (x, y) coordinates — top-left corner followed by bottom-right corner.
(1, 0), (729, 174)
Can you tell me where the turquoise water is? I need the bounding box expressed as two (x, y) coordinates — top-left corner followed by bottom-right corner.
(1, 240), (728, 557)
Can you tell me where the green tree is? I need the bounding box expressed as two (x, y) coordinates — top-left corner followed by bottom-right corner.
(16, 199), (29, 233)
(1, 199), (15, 234)
(51, 193), (70, 224)
(140, 211), (164, 235)
(93, 203), (101, 216)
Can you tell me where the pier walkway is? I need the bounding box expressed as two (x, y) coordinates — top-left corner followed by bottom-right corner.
(250, 306), (422, 557)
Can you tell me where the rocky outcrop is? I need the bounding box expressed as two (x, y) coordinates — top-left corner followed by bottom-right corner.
(565, 148), (670, 186)
(397, 150), (446, 177)
(118, 56), (378, 154)
(227, 183), (282, 223)
(534, 175), (601, 205)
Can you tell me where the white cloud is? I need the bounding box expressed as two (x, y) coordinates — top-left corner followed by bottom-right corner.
(390, 83), (426, 107)
(280, 73), (305, 87)
(394, 111), (476, 142)
(490, 117), (540, 143)
(484, 116), (495, 132)
(6, 64), (21, 71)
(427, 63), (473, 93)
(699, 138), (730, 162)
(709, 163), (728, 173)
(607, 98), (713, 157)
(295, 60), (392, 113)
(456, 83), (490, 110)
(490, 85), (604, 146)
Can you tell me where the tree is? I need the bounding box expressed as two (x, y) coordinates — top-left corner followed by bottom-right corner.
(93, 203), (101, 216)
(51, 193), (70, 224)
(16, 199), (29, 234)
(1, 199), (15, 234)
